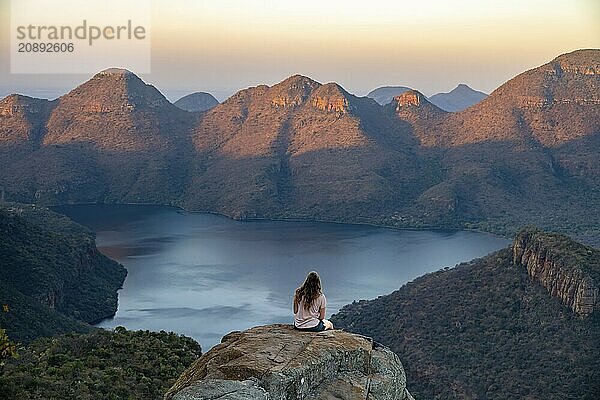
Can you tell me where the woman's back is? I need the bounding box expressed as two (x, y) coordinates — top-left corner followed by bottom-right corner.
(294, 293), (326, 329)
(293, 271), (334, 331)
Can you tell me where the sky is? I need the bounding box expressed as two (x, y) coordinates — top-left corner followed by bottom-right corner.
(0, 0), (599, 101)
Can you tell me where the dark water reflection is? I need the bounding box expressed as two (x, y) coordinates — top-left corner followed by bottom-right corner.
(54, 204), (510, 349)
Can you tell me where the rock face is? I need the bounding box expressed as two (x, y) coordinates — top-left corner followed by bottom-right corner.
(513, 228), (599, 318)
(331, 229), (600, 399)
(164, 324), (414, 400)
(0, 203), (127, 342)
(386, 90), (447, 147)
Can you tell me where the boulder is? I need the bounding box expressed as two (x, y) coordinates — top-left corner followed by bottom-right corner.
(165, 324), (414, 400)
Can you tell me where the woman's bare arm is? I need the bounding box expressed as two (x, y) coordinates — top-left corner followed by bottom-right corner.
(319, 307), (326, 320)
(293, 300), (298, 314)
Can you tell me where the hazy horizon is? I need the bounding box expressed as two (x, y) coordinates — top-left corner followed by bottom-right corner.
(1, 0), (599, 102)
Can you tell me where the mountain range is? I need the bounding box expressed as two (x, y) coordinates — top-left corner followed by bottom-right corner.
(367, 83), (487, 112)
(0, 49), (598, 243)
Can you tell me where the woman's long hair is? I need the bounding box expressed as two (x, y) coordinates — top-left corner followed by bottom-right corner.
(294, 271), (322, 310)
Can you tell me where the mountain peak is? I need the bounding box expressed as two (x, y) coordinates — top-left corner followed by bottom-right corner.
(0, 94), (54, 144)
(429, 85), (487, 112)
(40, 69), (189, 151)
(0, 94), (53, 119)
(174, 92), (219, 112)
(550, 49), (600, 76)
(270, 74), (321, 108)
(553, 48), (600, 64)
(279, 74), (320, 87)
(310, 82), (353, 113)
(63, 68), (171, 112)
(452, 83), (477, 93)
(388, 90), (446, 143)
(97, 67), (135, 77)
(393, 89), (429, 108)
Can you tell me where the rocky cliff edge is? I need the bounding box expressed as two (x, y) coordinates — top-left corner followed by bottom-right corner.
(164, 324), (414, 400)
(513, 227), (599, 318)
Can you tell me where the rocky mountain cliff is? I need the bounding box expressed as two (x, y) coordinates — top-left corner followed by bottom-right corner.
(428, 84), (487, 112)
(174, 92), (219, 112)
(164, 324), (415, 400)
(0, 203), (127, 342)
(513, 228), (599, 317)
(0, 50), (598, 242)
(386, 90), (447, 146)
(332, 228), (600, 399)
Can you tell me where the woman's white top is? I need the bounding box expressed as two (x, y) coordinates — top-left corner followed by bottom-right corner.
(294, 293), (326, 328)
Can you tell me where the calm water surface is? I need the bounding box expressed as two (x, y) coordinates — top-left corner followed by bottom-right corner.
(55, 204), (510, 349)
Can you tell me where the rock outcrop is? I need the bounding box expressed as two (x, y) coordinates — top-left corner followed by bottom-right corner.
(513, 228), (599, 318)
(366, 86), (412, 106)
(164, 324), (414, 400)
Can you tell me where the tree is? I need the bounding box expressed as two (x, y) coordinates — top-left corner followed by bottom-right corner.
(0, 327), (18, 365)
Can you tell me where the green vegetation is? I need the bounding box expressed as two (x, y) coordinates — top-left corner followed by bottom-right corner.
(0, 327), (201, 400)
(0, 281), (91, 343)
(0, 328), (18, 366)
(333, 245), (600, 399)
(0, 204), (202, 399)
(0, 203), (126, 343)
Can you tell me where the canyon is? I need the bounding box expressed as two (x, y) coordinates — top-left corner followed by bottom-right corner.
(332, 228), (600, 399)
(0, 203), (126, 342)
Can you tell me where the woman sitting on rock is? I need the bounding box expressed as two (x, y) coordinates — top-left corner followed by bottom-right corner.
(293, 271), (334, 332)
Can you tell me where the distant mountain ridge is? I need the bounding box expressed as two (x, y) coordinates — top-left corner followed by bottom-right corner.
(367, 85), (412, 105)
(367, 84), (487, 111)
(428, 83), (487, 111)
(174, 92), (219, 112)
(0, 49), (598, 242)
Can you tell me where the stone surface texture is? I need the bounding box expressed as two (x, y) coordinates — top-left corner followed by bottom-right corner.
(165, 324), (414, 400)
(513, 229), (599, 318)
